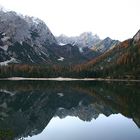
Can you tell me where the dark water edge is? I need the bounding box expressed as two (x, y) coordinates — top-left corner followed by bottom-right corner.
(0, 80), (140, 140)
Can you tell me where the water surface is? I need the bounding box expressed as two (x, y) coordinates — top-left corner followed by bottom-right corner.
(0, 80), (139, 140)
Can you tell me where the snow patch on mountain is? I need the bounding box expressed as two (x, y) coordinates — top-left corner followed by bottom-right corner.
(79, 47), (83, 53)
(0, 58), (18, 66)
(58, 57), (64, 61)
(1, 36), (10, 42)
(59, 42), (66, 46)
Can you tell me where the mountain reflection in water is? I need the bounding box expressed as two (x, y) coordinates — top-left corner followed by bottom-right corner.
(0, 80), (140, 140)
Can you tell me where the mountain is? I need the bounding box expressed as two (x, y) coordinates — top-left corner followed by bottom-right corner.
(0, 10), (56, 45)
(56, 33), (103, 60)
(0, 30), (139, 78)
(0, 10), (87, 65)
(91, 37), (120, 53)
(57, 33), (119, 53)
(75, 30), (140, 78)
(0, 10), (120, 67)
(57, 32), (100, 48)
(56, 33), (119, 61)
(0, 9), (139, 79)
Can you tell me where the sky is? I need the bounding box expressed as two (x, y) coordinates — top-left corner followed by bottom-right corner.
(0, 0), (140, 41)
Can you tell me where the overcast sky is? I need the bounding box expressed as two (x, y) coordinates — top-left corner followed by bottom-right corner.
(0, 0), (140, 40)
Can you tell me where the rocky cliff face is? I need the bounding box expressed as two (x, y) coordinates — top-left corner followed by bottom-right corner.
(57, 32), (100, 48)
(0, 10), (56, 46)
(133, 30), (140, 42)
(92, 37), (120, 53)
(0, 10), (56, 65)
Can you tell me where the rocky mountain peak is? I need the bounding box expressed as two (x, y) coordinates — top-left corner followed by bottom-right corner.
(133, 29), (140, 42)
(56, 32), (101, 48)
(104, 37), (112, 41)
(79, 32), (100, 40)
(0, 10), (56, 46)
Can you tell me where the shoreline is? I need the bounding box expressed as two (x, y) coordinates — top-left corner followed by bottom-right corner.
(0, 77), (140, 82)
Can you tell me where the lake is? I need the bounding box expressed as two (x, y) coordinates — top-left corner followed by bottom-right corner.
(0, 80), (140, 140)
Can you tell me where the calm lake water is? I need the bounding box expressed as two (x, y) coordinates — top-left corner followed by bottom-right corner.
(0, 80), (140, 140)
